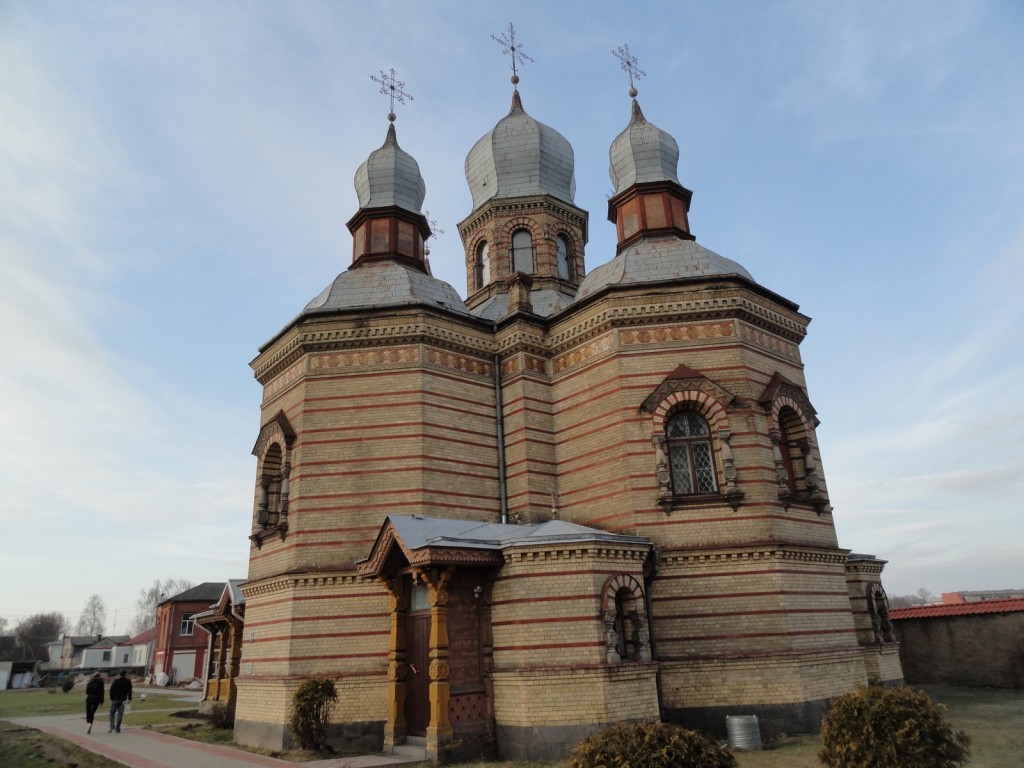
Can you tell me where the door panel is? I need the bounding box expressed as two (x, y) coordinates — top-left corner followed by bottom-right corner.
(405, 611), (430, 736)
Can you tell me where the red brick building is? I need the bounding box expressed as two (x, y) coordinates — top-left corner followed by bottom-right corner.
(153, 582), (224, 684)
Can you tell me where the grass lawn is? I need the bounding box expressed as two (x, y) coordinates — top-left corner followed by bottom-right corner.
(0, 686), (205, 727)
(0, 720), (126, 768)
(2, 684), (1020, 766)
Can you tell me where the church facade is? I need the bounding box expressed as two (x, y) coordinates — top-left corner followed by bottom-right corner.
(233, 78), (902, 762)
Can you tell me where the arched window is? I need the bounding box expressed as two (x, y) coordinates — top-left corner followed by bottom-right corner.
(778, 411), (799, 495)
(666, 411), (718, 495)
(474, 241), (490, 290)
(556, 235), (570, 280)
(511, 229), (533, 274)
(258, 443), (283, 527)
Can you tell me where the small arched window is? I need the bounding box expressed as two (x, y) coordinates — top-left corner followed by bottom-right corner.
(666, 411), (718, 495)
(259, 443), (283, 527)
(511, 229), (534, 274)
(556, 235), (570, 280)
(778, 419), (798, 495)
(474, 241), (490, 290)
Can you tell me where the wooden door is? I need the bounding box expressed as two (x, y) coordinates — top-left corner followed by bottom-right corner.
(405, 610), (431, 736)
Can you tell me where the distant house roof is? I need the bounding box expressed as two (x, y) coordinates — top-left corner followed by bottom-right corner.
(67, 635), (102, 648)
(159, 582), (226, 606)
(87, 636), (129, 649)
(125, 626), (157, 646)
(891, 597), (1024, 620)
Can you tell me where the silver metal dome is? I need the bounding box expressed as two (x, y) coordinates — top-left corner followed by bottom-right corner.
(354, 124), (426, 212)
(465, 91), (576, 210)
(609, 99), (680, 194)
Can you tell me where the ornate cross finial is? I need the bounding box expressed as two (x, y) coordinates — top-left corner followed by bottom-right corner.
(492, 23), (533, 89)
(371, 68), (414, 123)
(613, 43), (646, 98)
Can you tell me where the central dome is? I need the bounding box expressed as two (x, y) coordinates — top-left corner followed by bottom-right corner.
(465, 91), (576, 210)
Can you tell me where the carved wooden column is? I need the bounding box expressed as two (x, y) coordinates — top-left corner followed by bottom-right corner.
(425, 568), (454, 757)
(217, 624), (230, 697)
(381, 577), (409, 750)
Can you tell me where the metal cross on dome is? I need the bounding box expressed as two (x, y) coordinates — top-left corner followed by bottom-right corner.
(613, 43), (646, 97)
(371, 68), (414, 122)
(492, 23), (533, 87)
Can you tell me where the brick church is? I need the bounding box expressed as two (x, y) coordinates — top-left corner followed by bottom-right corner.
(233, 61), (902, 761)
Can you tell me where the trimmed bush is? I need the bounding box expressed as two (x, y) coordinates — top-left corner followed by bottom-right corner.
(288, 677), (338, 752)
(569, 721), (737, 768)
(819, 685), (970, 768)
(60, 676), (75, 693)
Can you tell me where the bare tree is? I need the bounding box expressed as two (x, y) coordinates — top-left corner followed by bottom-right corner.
(75, 594), (107, 636)
(127, 578), (194, 636)
(15, 613), (70, 661)
(0, 616), (8, 633)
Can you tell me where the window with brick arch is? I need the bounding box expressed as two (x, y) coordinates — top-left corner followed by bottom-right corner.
(613, 588), (638, 660)
(666, 410), (718, 495)
(511, 229), (534, 274)
(474, 241), (490, 290)
(556, 235), (571, 280)
(778, 406), (804, 494)
(258, 443), (283, 527)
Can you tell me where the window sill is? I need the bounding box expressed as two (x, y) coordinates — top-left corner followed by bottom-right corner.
(249, 522), (288, 550)
(659, 489), (745, 514)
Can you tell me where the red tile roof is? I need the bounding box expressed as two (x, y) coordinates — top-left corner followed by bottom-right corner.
(890, 597), (1024, 620)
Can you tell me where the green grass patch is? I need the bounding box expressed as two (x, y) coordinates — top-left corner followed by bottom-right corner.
(0, 720), (127, 768)
(0, 687), (200, 719)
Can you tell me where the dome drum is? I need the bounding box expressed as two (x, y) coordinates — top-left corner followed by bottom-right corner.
(608, 180), (693, 254)
(346, 206), (431, 272)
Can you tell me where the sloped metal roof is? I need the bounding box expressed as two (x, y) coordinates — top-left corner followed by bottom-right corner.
(385, 515), (650, 552)
(304, 260), (469, 315)
(576, 237), (754, 301)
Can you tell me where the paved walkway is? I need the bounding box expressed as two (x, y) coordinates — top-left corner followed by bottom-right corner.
(12, 697), (423, 768)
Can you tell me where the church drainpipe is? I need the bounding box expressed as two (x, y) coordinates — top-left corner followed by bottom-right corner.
(644, 552), (665, 720)
(493, 354), (509, 524)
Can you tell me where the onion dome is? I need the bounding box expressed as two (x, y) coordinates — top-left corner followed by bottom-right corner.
(353, 123), (426, 212)
(609, 99), (681, 194)
(465, 91), (576, 210)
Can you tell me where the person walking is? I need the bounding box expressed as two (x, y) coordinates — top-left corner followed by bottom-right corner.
(108, 670), (133, 733)
(84, 672), (104, 734)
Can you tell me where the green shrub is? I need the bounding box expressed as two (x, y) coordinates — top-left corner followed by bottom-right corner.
(288, 677), (338, 752)
(208, 702), (233, 729)
(819, 685), (970, 768)
(60, 676), (75, 693)
(569, 721), (737, 768)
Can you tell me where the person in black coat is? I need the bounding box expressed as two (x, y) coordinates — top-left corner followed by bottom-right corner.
(108, 670), (133, 733)
(84, 672), (104, 734)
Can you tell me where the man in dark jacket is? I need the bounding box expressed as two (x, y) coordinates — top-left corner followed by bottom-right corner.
(108, 670), (133, 733)
(85, 672), (104, 734)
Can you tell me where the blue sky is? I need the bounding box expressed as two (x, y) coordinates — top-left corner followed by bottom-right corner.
(2, 1), (1021, 634)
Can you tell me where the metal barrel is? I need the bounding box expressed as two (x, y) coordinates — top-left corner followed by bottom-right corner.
(725, 714), (762, 750)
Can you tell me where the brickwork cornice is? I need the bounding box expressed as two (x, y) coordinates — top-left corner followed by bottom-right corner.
(240, 571), (372, 599)
(547, 288), (808, 358)
(502, 544), (650, 565)
(253, 312), (497, 383)
(656, 543), (851, 569)
(458, 194), (589, 244)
